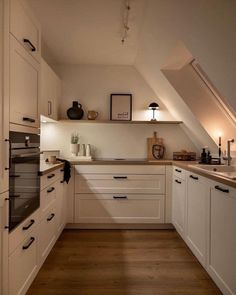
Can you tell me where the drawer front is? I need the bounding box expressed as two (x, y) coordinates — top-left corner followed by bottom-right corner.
(75, 194), (165, 223)
(10, 35), (39, 128)
(75, 165), (166, 175)
(10, 0), (41, 62)
(173, 166), (186, 180)
(9, 209), (40, 255)
(9, 228), (38, 295)
(40, 168), (61, 190)
(38, 201), (57, 265)
(75, 174), (165, 194)
(40, 185), (56, 215)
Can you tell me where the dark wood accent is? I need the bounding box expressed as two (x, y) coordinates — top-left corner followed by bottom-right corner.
(27, 229), (221, 295)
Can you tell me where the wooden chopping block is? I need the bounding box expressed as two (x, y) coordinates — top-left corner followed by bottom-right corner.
(147, 132), (164, 160)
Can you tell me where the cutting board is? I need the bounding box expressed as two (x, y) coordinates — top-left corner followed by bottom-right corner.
(147, 132), (164, 160)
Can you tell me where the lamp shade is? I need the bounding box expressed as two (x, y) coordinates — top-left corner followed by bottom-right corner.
(148, 102), (159, 110)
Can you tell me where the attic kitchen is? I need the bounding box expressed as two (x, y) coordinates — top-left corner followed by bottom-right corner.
(0, 0), (236, 294)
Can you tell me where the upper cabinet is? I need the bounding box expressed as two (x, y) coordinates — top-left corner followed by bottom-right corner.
(40, 59), (61, 121)
(8, 0), (41, 129)
(10, 0), (41, 63)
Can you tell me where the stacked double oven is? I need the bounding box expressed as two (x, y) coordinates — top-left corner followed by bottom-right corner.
(8, 132), (40, 231)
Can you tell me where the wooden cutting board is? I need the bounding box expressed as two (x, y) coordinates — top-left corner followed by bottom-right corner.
(147, 132), (164, 160)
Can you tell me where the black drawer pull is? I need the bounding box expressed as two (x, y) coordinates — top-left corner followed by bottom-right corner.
(175, 179), (182, 184)
(9, 194), (21, 198)
(190, 175), (198, 180)
(175, 169), (182, 173)
(23, 38), (36, 51)
(22, 219), (35, 230)
(215, 185), (229, 193)
(113, 196), (128, 199)
(113, 176), (128, 179)
(22, 237), (35, 250)
(10, 174), (21, 178)
(23, 117), (35, 123)
(47, 187), (55, 193)
(47, 213), (55, 221)
(60, 180), (64, 183)
(60, 169), (64, 172)
(47, 173), (55, 179)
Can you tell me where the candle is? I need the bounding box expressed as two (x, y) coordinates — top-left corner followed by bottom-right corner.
(219, 136), (221, 146)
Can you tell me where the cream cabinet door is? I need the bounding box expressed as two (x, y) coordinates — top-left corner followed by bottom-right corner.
(186, 173), (209, 267)
(10, 35), (39, 128)
(208, 184), (236, 295)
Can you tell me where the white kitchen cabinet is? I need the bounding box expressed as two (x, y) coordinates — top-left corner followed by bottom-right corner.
(0, 0), (9, 194)
(186, 172), (209, 267)
(208, 183), (236, 295)
(10, 0), (41, 63)
(172, 168), (186, 238)
(55, 172), (67, 234)
(9, 227), (38, 295)
(10, 35), (40, 128)
(40, 58), (61, 120)
(0, 192), (9, 295)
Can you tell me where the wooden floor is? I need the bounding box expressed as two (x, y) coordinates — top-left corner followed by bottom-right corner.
(27, 229), (222, 295)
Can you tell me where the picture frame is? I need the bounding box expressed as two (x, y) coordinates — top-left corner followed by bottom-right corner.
(110, 93), (132, 121)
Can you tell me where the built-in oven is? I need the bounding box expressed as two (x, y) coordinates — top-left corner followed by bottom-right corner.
(9, 131), (40, 231)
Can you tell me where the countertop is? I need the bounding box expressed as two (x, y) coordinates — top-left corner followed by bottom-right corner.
(40, 161), (64, 175)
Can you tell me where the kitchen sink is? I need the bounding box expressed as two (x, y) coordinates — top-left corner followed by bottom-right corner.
(190, 164), (236, 180)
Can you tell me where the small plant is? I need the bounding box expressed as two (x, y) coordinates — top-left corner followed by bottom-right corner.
(71, 132), (79, 144)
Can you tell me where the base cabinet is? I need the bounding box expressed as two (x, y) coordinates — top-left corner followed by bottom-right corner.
(208, 184), (236, 295)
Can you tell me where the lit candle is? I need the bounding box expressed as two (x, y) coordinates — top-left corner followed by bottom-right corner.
(219, 136), (221, 146)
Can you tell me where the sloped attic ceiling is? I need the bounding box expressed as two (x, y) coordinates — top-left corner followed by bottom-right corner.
(27, 0), (236, 153)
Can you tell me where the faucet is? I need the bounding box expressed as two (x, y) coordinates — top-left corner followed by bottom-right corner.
(223, 139), (235, 166)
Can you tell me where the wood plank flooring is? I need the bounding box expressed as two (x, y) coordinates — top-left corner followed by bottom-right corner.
(27, 229), (222, 295)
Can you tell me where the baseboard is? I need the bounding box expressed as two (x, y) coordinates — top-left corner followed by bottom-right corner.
(65, 223), (174, 230)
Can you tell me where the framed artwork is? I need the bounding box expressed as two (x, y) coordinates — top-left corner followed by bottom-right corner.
(110, 93), (132, 121)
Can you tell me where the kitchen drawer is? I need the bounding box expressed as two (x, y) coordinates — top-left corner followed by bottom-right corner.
(173, 166), (186, 180)
(75, 174), (165, 194)
(38, 200), (57, 265)
(10, 0), (41, 63)
(40, 168), (61, 190)
(40, 184), (56, 215)
(9, 227), (38, 295)
(75, 194), (165, 223)
(75, 165), (165, 175)
(9, 208), (40, 255)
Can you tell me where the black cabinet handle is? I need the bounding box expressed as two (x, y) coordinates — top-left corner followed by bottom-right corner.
(175, 179), (182, 184)
(175, 169), (182, 173)
(23, 117), (35, 123)
(47, 187), (55, 193)
(113, 196), (128, 199)
(113, 176), (128, 179)
(190, 175), (199, 180)
(22, 237), (35, 250)
(60, 180), (64, 183)
(215, 185), (229, 193)
(22, 219), (35, 230)
(47, 213), (55, 221)
(9, 194), (21, 198)
(5, 138), (12, 170)
(47, 173), (55, 179)
(23, 38), (36, 51)
(60, 169), (64, 172)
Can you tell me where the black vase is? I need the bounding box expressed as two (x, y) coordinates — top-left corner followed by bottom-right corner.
(67, 101), (84, 120)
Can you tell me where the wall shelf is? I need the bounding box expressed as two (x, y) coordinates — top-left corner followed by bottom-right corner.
(58, 120), (183, 125)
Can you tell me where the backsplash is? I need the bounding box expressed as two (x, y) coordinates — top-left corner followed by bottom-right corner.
(40, 122), (199, 160)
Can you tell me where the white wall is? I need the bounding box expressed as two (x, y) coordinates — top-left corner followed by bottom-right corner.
(135, 0), (236, 152)
(53, 64), (174, 121)
(41, 121), (198, 159)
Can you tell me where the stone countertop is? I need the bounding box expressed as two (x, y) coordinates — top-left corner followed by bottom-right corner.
(40, 161), (64, 175)
(68, 158), (236, 188)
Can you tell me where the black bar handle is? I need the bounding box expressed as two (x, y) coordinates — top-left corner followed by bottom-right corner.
(113, 196), (128, 199)
(113, 176), (128, 179)
(22, 237), (35, 250)
(47, 213), (55, 221)
(23, 38), (36, 51)
(175, 179), (182, 184)
(60, 180), (64, 183)
(190, 175), (199, 180)
(23, 117), (35, 123)
(9, 175), (21, 178)
(22, 219), (35, 230)
(215, 185), (229, 193)
(47, 187), (55, 193)
(9, 194), (21, 198)
(175, 169), (182, 173)
(47, 173), (55, 179)
(60, 169), (64, 172)
(5, 139), (12, 170)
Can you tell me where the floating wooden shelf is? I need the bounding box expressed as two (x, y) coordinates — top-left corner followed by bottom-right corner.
(59, 120), (183, 125)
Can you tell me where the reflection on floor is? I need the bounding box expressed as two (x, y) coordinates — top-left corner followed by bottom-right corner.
(27, 229), (222, 295)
